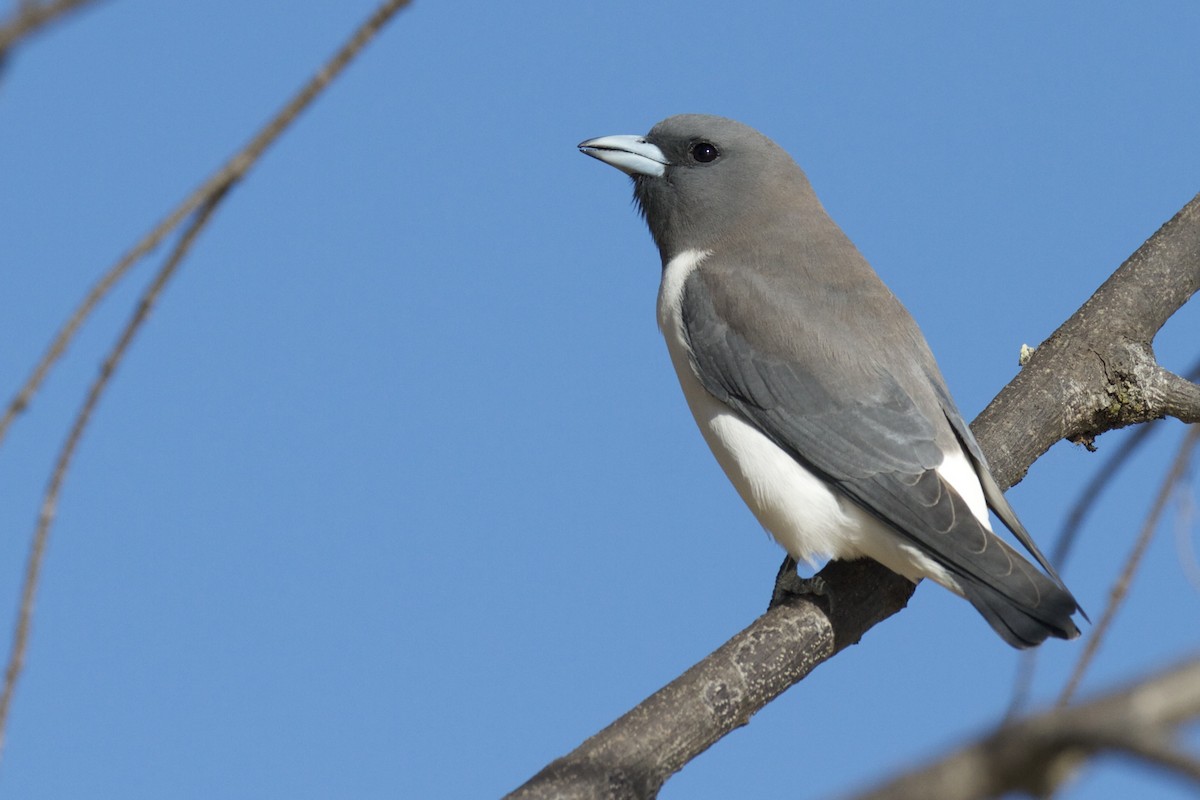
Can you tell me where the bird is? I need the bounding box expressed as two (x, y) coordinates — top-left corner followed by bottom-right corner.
(578, 114), (1082, 648)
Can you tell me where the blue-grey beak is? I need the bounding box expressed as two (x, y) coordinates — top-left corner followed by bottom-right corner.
(578, 135), (668, 178)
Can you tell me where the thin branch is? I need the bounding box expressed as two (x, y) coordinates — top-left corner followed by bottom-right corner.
(1058, 424), (1200, 706)
(1006, 424), (1159, 718)
(0, 187), (228, 762)
(849, 658), (1200, 800)
(1174, 480), (1200, 592)
(0, 0), (413, 762)
(1007, 358), (1200, 717)
(1158, 367), (1200, 423)
(0, 0), (102, 59)
(0, 0), (413, 449)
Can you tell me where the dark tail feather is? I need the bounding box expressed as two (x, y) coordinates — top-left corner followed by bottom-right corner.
(958, 573), (1081, 649)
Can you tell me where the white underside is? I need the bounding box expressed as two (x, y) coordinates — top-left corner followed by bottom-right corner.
(657, 249), (993, 593)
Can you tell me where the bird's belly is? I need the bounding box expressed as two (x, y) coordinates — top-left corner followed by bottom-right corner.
(677, 367), (953, 585)
(675, 362), (862, 561)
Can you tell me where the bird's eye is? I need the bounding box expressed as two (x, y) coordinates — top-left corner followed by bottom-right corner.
(690, 141), (719, 163)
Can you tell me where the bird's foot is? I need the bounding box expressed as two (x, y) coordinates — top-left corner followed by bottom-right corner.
(769, 556), (828, 609)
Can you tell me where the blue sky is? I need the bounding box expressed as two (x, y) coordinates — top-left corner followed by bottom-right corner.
(1, 2), (1198, 798)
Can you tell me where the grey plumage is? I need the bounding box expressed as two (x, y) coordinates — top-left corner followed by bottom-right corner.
(579, 114), (1081, 647)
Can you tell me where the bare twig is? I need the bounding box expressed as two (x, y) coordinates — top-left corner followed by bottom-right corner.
(1006, 422), (1161, 718)
(0, 188), (227, 760)
(1007, 356), (1200, 717)
(1055, 423), (1163, 570)
(0, 0), (412, 762)
(1059, 424), (1200, 706)
(1175, 481), (1200, 591)
(0, 0), (413, 449)
(849, 657), (1200, 800)
(0, 0), (102, 59)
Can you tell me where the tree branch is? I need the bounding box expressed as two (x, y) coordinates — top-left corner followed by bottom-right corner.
(506, 560), (914, 800)
(1159, 366), (1200, 423)
(506, 192), (1200, 799)
(1057, 424), (1200, 707)
(0, 0), (414, 766)
(0, 0), (413, 449)
(848, 658), (1200, 800)
(1008, 357), (1200, 717)
(0, 189), (229, 761)
(973, 191), (1200, 483)
(0, 0), (104, 62)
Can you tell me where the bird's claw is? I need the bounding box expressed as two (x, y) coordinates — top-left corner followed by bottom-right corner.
(769, 556), (828, 609)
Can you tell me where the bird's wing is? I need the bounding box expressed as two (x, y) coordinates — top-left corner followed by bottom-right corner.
(678, 268), (1057, 606)
(923, 373), (1068, 585)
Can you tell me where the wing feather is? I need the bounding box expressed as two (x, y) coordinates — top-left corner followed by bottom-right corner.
(678, 267), (1074, 616)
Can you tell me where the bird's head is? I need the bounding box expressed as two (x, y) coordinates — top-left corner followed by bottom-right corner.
(580, 114), (815, 260)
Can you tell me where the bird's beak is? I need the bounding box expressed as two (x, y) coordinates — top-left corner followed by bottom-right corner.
(578, 135), (667, 178)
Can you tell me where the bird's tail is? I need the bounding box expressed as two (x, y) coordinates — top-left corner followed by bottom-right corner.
(956, 570), (1081, 649)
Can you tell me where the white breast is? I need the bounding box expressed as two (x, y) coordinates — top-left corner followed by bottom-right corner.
(656, 249), (964, 590)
